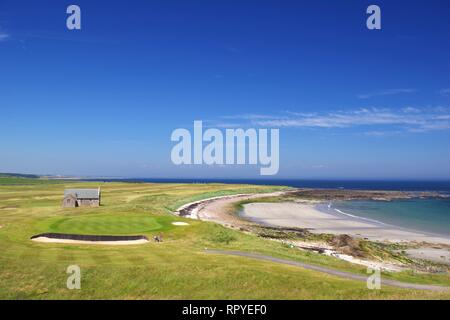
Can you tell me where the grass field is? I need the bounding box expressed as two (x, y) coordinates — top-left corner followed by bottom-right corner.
(0, 178), (449, 299)
(43, 215), (174, 235)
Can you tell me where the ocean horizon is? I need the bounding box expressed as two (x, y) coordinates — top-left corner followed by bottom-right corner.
(84, 178), (450, 193)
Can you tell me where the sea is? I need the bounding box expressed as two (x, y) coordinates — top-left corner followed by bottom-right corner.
(86, 178), (450, 237)
(86, 178), (450, 192)
(330, 198), (450, 237)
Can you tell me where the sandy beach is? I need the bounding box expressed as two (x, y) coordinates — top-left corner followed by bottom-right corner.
(242, 202), (450, 265)
(242, 202), (450, 245)
(175, 192), (450, 267)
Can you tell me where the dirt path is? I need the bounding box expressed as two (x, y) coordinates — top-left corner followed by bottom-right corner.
(204, 249), (449, 292)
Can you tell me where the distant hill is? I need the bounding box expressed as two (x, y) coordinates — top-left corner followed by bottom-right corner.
(0, 173), (70, 185)
(0, 173), (40, 179)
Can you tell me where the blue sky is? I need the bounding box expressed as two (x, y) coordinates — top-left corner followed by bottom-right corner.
(0, 0), (449, 179)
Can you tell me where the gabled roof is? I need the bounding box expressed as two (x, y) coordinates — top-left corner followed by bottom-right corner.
(64, 193), (77, 200)
(64, 188), (100, 199)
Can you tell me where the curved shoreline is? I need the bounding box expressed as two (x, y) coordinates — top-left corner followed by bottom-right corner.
(242, 202), (450, 245)
(174, 190), (289, 221)
(176, 191), (450, 268)
(175, 191), (450, 245)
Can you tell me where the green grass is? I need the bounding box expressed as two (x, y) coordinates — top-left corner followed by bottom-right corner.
(0, 179), (449, 299)
(43, 215), (174, 235)
(0, 174), (68, 186)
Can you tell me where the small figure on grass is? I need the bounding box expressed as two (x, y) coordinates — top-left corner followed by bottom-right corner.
(153, 233), (164, 242)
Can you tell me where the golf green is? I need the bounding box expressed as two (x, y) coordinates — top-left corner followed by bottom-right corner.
(46, 215), (172, 235)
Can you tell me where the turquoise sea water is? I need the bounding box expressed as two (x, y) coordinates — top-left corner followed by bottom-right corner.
(332, 198), (450, 237)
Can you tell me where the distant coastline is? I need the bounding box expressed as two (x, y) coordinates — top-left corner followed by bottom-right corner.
(82, 178), (450, 193)
(3, 172), (450, 192)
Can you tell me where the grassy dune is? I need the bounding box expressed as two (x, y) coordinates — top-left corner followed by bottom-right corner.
(0, 178), (449, 299)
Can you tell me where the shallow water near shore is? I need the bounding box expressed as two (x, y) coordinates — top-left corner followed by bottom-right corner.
(330, 198), (450, 237)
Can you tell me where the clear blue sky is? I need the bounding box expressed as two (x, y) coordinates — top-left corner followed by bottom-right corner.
(1, 0), (449, 179)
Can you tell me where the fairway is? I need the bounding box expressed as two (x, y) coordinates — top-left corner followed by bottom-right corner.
(45, 215), (173, 235)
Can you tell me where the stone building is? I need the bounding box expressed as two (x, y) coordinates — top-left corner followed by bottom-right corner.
(62, 188), (101, 207)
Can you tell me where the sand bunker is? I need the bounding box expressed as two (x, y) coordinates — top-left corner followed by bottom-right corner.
(31, 233), (149, 245)
(172, 222), (189, 226)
